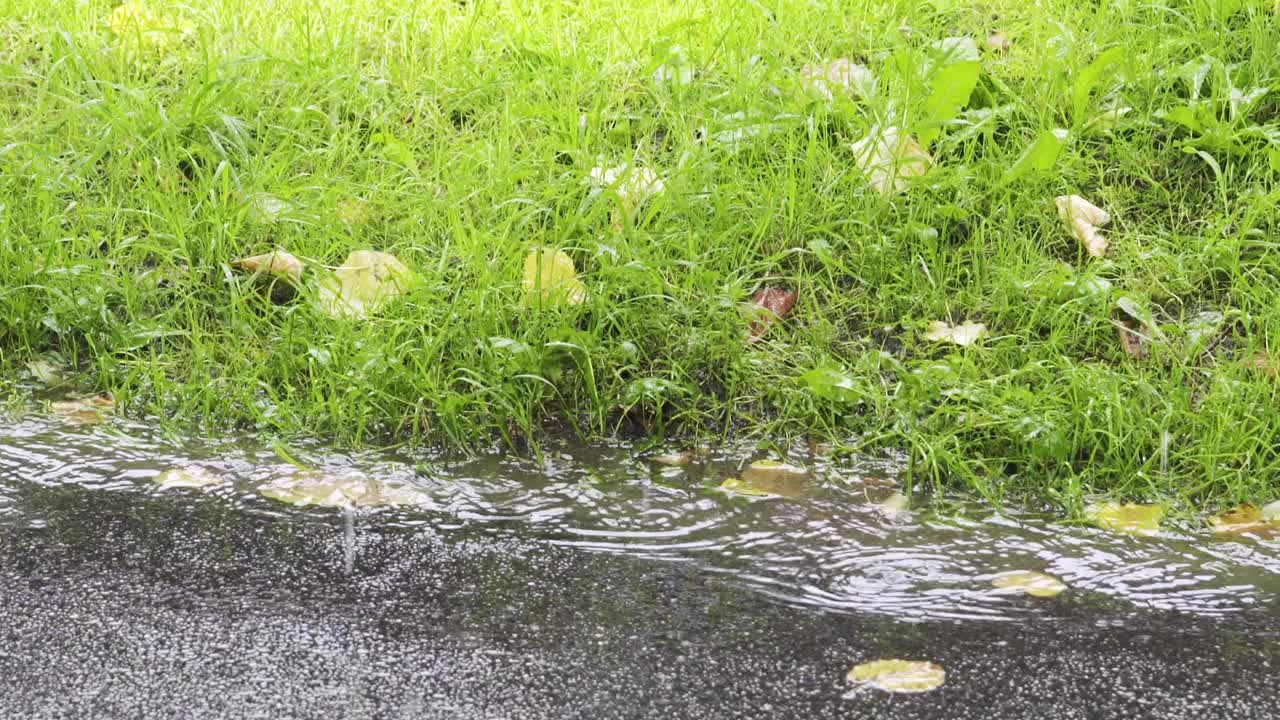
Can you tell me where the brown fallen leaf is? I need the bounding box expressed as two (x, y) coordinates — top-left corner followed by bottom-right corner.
(50, 393), (115, 425)
(1117, 318), (1148, 359)
(232, 248), (304, 285)
(746, 288), (798, 341)
(1246, 351), (1275, 377)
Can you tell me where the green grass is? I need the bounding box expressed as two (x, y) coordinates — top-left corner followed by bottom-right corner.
(2, 0), (1280, 508)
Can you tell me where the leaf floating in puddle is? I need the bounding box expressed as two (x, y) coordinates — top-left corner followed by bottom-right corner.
(718, 477), (777, 497)
(922, 321), (986, 346)
(1086, 502), (1163, 536)
(153, 466), (222, 490)
(848, 660), (945, 693)
(1056, 195), (1111, 258)
(742, 460), (808, 481)
(232, 248), (304, 285)
(521, 247), (587, 307)
(316, 250), (414, 319)
(1209, 505), (1280, 539)
(991, 570), (1068, 598)
(650, 452), (695, 466)
(50, 393), (115, 425)
(874, 491), (910, 519)
(258, 472), (431, 509)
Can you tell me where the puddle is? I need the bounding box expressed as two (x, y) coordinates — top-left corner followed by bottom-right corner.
(1, 415), (1277, 623)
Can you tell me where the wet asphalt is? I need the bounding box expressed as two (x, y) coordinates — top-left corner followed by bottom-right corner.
(0, 487), (1276, 720)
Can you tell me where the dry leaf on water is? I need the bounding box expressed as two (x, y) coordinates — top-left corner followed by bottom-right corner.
(50, 393), (115, 425)
(923, 321), (986, 346)
(799, 58), (875, 100)
(522, 247), (587, 307)
(746, 288), (798, 341)
(1056, 195), (1111, 258)
(259, 472), (432, 509)
(848, 660), (945, 693)
(1209, 504), (1280, 539)
(1086, 502), (1163, 536)
(153, 466), (223, 490)
(231, 248), (304, 285)
(991, 570), (1068, 597)
(851, 127), (933, 196)
(316, 250), (414, 319)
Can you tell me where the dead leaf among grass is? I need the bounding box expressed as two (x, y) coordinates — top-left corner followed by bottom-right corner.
(1056, 195), (1111, 258)
(1116, 319), (1149, 359)
(232, 248), (304, 284)
(923, 321), (986, 346)
(851, 127), (933, 196)
(746, 287), (797, 341)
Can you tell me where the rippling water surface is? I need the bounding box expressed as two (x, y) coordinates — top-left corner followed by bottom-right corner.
(2, 415), (1277, 623)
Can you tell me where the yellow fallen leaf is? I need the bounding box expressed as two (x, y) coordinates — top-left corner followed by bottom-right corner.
(1056, 195), (1111, 258)
(232, 248), (303, 284)
(799, 58), (875, 101)
(851, 127), (933, 196)
(107, 2), (189, 53)
(848, 660), (945, 693)
(718, 477), (777, 497)
(1086, 502), (1163, 536)
(874, 491), (910, 519)
(1263, 501), (1280, 522)
(991, 570), (1068, 597)
(1209, 504), (1280, 539)
(922, 321), (986, 346)
(521, 247), (587, 307)
(650, 452), (695, 466)
(316, 250), (414, 318)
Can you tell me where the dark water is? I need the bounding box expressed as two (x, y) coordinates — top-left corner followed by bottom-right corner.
(1, 414), (1278, 718)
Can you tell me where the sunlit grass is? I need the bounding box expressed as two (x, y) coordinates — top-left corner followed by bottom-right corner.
(2, 0), (1279, 508)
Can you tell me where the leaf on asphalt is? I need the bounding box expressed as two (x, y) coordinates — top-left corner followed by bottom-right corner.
(231, 248), (304, 285)
(923, 321), (986, 346)
(50, 393), (115, 425)
(153, 465), (223, 490)
(850, 126), (933, 196)
(316, 250), (414, 318)
(1056, 195), (1111, 258)
(799, 58), (875, 101)
(991, 570), (1068, 597)
(521, 247), (587, 307)
(1086, 502), (1163, 536)
(258, 472), (432, 508)
(848, 660), (945, 693)
(746, 287), (798, 341)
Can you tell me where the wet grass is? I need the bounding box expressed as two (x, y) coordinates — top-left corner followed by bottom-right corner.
(2, 0), (1280, 508)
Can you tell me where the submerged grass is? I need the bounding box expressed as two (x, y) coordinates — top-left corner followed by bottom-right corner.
(2, 0), (1280, 507)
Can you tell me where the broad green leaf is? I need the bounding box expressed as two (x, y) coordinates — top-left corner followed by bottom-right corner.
(1072, 47), (1124, 125)
(801, 366), (861, 403)
(27, 360), (65, 385)
(153, 466), (222, 490)
(991, 570), (1068, 597)
(521, 247), (587, 307)
(921, 60), (981, 145)
(1003, 129), (1068, 183)
(371, 132), (418, 172)
(848, 660), (945, 693)
(316, 250), (414, 319)
(1086, 502), (1163, 535)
